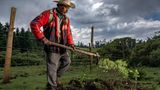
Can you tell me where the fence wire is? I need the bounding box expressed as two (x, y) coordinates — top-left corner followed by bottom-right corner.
(0, 34), (93, 67)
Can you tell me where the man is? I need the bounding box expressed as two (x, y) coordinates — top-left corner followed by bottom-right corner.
(30, 0), (75, 89)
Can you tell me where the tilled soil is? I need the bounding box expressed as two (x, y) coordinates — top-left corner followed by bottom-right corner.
(57, 78), (153, 90)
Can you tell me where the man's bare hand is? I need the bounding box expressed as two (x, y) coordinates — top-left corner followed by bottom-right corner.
(69, 45), (76, 51)
(41, 37), (52, 45)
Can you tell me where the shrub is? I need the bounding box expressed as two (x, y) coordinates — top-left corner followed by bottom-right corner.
(11, 51), (44, 66)
(99, 58), (140, 80)
(149, 49), (160, 67)
(0, 51), (5, 67)
(0, 50), (44, 67)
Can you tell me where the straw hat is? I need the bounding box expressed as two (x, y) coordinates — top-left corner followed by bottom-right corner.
(54, 0), (75, 8)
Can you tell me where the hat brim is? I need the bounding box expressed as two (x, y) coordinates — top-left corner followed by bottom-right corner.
(53, 0), (75, 8)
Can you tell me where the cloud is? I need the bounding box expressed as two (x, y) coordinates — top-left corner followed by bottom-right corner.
(91, 2), (103, 11)
(0, 0), (55, 28)
(0, 0), (160, 45)
(71, 26), (91, 44)
(71, 0), (160, 44)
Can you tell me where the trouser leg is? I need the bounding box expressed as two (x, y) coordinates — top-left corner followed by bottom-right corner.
(46, 52), (60, 89)
(57, 52), (71, 77)
(45, 52), (71, 90)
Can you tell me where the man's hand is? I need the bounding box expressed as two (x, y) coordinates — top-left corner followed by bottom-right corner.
(41, 37), (52, 45)
(69, 45), (76, 51)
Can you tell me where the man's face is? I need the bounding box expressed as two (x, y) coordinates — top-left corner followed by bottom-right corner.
(58, 4), (70, 15)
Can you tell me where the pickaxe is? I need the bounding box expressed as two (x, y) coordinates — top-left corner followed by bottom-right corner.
(50, 42), (100, 64)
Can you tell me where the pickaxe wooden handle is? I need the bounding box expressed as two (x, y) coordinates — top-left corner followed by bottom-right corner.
(50, 42), (100, 58)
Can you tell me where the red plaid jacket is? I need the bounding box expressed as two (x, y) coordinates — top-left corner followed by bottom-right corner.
(30, 8), (74, 45)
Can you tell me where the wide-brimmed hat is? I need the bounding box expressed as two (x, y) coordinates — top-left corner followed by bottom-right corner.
(54, 0), (75, 8)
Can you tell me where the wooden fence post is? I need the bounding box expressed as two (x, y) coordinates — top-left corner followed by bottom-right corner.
(3, 7), (16, 83)
(90, 26), (94, 71)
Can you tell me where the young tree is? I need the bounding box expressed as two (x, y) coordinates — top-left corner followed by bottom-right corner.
(98, 37), (136, 60)
(130, 34), (160, 67)
(0, 23), (9, 50)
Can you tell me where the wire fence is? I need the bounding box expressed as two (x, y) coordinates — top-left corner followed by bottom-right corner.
(0, 34), (94, 68)
(0, 32), (97, 84)
(0, 48), (93, 67)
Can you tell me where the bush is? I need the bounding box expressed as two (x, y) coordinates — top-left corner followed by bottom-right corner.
(99, 58), (140, 80)
(0, 50), (44, 67)
(0, 51), (5, 67)
(12, 51), (44, 66)
(149, 49), (160, 67)
(137, 68), (147, 80)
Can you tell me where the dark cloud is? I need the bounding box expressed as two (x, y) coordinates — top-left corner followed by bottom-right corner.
(0, 0), (160, 44)
(0, 0), (55, 28)
(105, 0), (160, 21)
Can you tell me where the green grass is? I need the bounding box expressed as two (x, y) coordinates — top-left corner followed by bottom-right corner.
(0, 65), (47, 90)
(0, 65), (160, 90)
(0, 65), (99, 90)
(137, 67), (160, 90)
(0, 76), (46, 90)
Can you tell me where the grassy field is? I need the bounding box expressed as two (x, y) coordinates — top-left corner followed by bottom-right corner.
(137, 67), (160, 89)
(0, 65), (99, 90)
(0, 65), (160, 90)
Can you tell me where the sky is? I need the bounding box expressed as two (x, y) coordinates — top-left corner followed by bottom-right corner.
(0, 0), (160, 45)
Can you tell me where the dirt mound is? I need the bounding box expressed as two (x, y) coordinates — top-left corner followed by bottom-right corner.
(57, 78), (150, 90)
